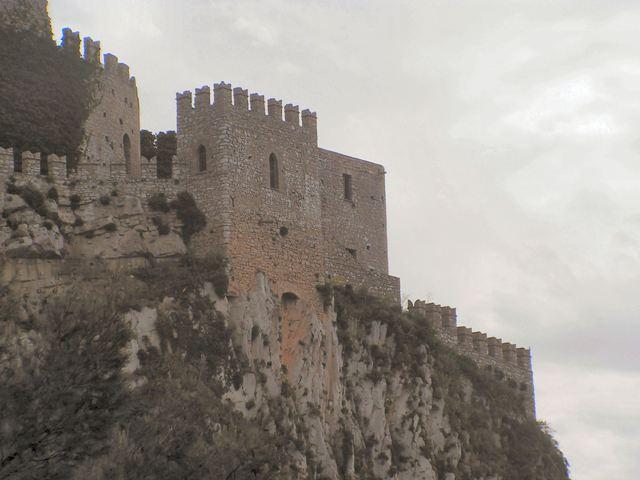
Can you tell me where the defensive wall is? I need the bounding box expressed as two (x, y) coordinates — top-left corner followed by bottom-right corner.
(0, 147), (181, 207)
(408, 300), (535, 418)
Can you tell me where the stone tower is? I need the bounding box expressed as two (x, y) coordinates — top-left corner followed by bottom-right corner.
(176, 83), (325, 306)
(57, 28), (142, 178)
(0, 0), (51, 37)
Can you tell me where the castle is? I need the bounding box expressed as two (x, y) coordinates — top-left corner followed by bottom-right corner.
(1, 0), (535, 416)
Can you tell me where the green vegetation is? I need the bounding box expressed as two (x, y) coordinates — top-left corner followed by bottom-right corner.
(0, 284), (131, 479)
(139, 130), (177, 178)
(69, 194), (81, 210)
(0, 258), (288, 479)
(0, 20), (99, 164)
(132, 254), (228, 301)
(7, 182), (49, 217)
(147, 192), (170, 213)
(147, 190), (208, 241)
(169, 191), (206, 243)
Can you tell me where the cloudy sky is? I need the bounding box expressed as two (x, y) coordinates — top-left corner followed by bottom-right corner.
(49, 1), (640, 477)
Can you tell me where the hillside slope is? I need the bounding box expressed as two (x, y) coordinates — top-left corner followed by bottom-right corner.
(0, 184), (569, 479)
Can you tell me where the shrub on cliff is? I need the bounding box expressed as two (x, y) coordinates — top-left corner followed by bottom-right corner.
(139, 130), (176, 178)
(330, 286), (570, 480)
(0, 285), (131, 479)
(0, 23), (99, 162)
(1, 263), (285, 479)
(170, 191), (206, 243)
(133, 253), (228, 301)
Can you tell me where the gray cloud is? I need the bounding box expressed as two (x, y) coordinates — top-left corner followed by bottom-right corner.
(49, 1), (640, 478)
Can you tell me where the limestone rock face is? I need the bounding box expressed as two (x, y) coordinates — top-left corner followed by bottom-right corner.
(126, 278), (464, 479)
(1, 182), (186, 265)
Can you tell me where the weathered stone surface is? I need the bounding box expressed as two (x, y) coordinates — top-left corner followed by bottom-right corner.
(2, 194), (28, 214)
(144, 231), (187, 258)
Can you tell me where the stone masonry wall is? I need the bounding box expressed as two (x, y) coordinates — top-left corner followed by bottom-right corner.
(0, 147), (181, 212)
(0, 0), (51, 37)
(318, 148), (399, 302)
(177, 82), (324, 307)
(408, 300), (536, 418)
(58, 31), (142, 178)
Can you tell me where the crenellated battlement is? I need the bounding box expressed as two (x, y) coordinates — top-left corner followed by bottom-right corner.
(408, 299), (535, 416)
(0, 147), (67, 179)
(176, 81), (317, 131)
(59, 28), (136, 86)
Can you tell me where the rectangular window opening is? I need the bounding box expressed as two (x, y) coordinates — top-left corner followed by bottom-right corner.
(13, 150), (23, 173)
(343, 173), (353, 201)
(40, 154), (49, 176)
(346, 248), (357, 259)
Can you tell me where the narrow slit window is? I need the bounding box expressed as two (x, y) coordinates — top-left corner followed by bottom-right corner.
(13, 149), (22, 173)
(343, 173), (353, 201)
(40, 153), (49, 176)
(198, 145), (207, 172)
(123, 133), (132, 174)
(269, 153), (279, 190)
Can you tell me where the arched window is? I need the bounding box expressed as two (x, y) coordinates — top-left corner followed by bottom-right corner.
(269, 153), (279, 190)
(198, 145), (207, 172)
(123, 134), (132, 174)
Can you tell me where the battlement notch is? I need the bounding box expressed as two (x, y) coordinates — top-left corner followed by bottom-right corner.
(0, 147), (67, 179)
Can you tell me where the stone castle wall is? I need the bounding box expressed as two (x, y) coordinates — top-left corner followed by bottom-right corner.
(319, 148), (399, 302)
(408, 300), (535, 418)
(0, 0), (51, 37)
(177, 83), (324, 306)
(176, 82), (401, 304)
(0, 147), (181, 208)
(59, 29), (141, 178)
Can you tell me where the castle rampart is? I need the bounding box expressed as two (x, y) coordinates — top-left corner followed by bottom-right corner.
(408, 300), (535, 417)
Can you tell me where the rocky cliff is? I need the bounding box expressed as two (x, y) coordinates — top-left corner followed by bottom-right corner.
(0, 181), (569, 479)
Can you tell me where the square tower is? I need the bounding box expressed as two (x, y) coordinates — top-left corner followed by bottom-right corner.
(177, 83), (324, 305)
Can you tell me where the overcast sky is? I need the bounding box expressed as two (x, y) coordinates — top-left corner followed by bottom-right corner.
(49, 1), (640, 478)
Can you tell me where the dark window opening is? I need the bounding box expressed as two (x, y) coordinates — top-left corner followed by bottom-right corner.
(40, 153), (49, 176)
(119, 118), (123, 125)
(123, 133), (132, 174)
(343, 173), (353, 201)
(346, 248), (357, 259)
(198, 145), (207, 172)
(279, 226), (289, 237)
(269, 153), (279, 190)
(13, 149), (22, 173)
(282, 292), (299, 306)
